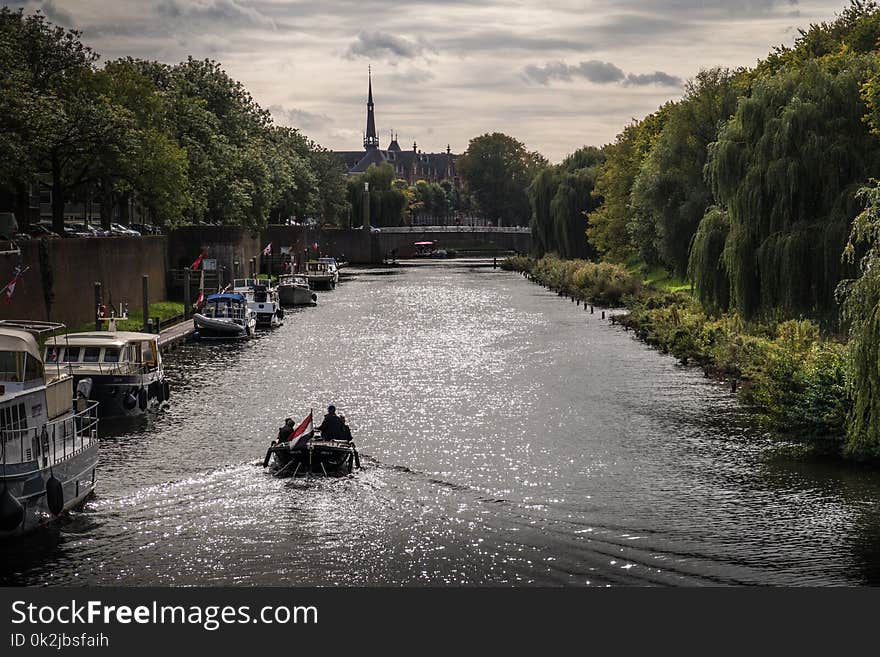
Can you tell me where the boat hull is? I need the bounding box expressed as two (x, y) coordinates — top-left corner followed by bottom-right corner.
(268, 440), (358, 477)
(73, 372), (167, 417)
(307, 275), (335, 291)
(0, 441), (99, 538)
(194, 313), (253, 339)
(278, 285), (317, 306)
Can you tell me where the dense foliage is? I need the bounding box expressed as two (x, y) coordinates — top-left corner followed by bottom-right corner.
(528, 146), (605, 259)
(457, 132), (546, 226)
(0, 8), (348, 231)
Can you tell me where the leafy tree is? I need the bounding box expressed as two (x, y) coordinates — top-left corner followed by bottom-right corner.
(702, 51), (878, 321)
(631, 68), (745, 277)
(457, 133), (545, 226)
(346, 163), (407, 227)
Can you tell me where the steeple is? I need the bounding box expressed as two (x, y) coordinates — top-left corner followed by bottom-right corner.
(364, 66), (379, 150)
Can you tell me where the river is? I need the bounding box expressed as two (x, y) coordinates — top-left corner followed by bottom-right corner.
(3, 259), (880, 586)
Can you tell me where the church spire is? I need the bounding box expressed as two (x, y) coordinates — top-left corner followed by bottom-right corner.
(364, 66), (379, 150)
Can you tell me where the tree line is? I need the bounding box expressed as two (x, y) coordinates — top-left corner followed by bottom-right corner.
(0, 7), (348, 234)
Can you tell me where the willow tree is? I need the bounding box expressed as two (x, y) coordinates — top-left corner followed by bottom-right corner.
(702, 51), (878, 321)
(687, 207), (730, 314)
(631, 68), (745, 278)
(528, 146), (604, 258)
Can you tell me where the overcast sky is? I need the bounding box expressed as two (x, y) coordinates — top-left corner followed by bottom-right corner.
(14, 0), (851, 161)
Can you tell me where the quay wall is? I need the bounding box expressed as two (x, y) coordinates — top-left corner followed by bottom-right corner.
(0, 237), (167, 328)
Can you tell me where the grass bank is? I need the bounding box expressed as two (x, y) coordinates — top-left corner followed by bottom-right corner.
(75, 301), (186, 333)
(503, 255), (849, 455)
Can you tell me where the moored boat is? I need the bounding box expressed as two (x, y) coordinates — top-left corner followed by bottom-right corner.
(232, 278), (284, 327)
(193, 292), (256, 339)
(43, 331), (169, 417)
(277, 274), (317, 306)
(305, 261), (336, 290)
(0, 320), (100, 537)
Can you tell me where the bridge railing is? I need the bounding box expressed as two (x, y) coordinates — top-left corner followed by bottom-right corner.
(375, 226), (530, 234)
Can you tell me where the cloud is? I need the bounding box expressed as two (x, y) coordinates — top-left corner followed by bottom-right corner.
(624, 71), (683, 86)
(157, 0), (276, 29)
(40, 0), (75, 27)
(524, 59), (681, 87)
(524, 60), (625, 84)
(345, 31), (433, 60)
(268, 105), (332, 130)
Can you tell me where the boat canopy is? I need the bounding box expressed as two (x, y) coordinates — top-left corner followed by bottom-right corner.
(206, 293), (247, 304)
(414, 241), (434, 246)
(0, 328), (41, 360)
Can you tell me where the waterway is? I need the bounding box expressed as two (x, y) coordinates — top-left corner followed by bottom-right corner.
(3, 260), (880, 586)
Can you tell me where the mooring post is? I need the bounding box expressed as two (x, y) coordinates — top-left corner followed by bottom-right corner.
(601, 311), (605, 319)
(493, 257), (497, 269)
(183, 267), (191, 319)
(590, 305), (594, 314)
(94, 282), (102, 331)
(141, 274), (149, 333)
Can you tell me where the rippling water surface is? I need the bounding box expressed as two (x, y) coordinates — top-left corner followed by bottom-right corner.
(3, 260), (880, 586)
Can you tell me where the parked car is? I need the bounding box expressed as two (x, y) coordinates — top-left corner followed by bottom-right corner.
(28, 223), (61, 239)
(110, 223), (141, 236)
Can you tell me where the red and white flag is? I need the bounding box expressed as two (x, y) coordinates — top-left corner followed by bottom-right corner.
(191, 250), (205, 270)
(289, 411), (314, 448)
(2, 266), (27, 305)
(262, 242), (272, 256)
(195, 290), (204, 308)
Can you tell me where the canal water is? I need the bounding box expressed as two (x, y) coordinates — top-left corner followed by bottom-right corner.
(3, 260), (880, 586)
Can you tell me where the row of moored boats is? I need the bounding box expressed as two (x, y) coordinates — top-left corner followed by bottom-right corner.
(193, 258), (340, 339)
(0, 259), (346, 537)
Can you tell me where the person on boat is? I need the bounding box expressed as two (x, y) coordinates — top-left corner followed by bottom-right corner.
(318, 405), (343, 440)
(274, 418), (295, 444)
(339, 415), (353, 442)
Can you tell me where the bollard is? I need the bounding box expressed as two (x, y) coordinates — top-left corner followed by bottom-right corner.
(601, 311), (605, 319)
(154, 316), (161, 334)
(94, 282), (102, 331)
(183, 267), (191, 319)
(142, 274), (149, 333)
(493, 257), (497, 269)
(590, 305), (594, 314)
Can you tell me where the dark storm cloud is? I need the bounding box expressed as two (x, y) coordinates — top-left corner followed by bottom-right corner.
(346, 31), (434, 60)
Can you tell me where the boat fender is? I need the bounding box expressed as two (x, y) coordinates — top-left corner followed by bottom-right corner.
(156, 380), (165, 403)
(277, 308), (284, 319)
(262, 448), (273, 468)
(76, 377), (93, 400)
(138, 387), (148, 411)
(45, 475), (64, 516)
(0, 484), (24, 532)
(311, 293), (317, 302)
(353, 449), (361, 470)
(123, 392), (137, 411)
(162, 380), (170, 401)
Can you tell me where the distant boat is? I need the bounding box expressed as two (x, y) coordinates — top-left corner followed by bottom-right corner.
(43, 331), (169, 417)
(277, 274), (317, 306)
(0, 320), (100, 537)
(306, 260), (338, 290)
(193, 292), (256, 339)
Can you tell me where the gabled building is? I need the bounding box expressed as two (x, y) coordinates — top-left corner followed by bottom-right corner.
(335, 71), (459, 186)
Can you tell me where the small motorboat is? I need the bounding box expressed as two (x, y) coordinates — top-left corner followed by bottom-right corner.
(193, 292), (256, 339)
(264, 435), (360, 477)
(262, 410), (360, 477)
(277, 274), (317, 306)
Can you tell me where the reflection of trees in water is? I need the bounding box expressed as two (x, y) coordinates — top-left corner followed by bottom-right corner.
(756, 455), (880, 585)
(0, 513), (101, 585)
